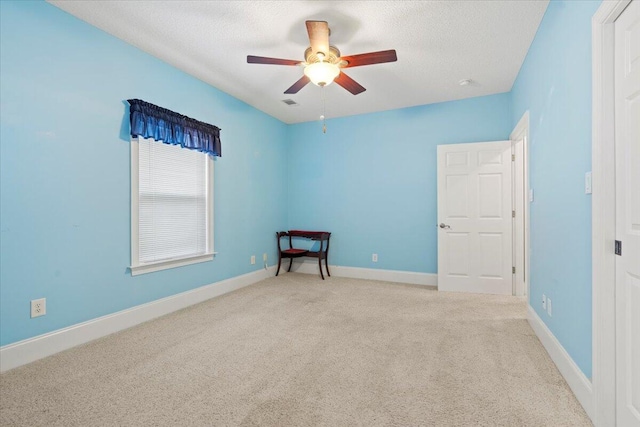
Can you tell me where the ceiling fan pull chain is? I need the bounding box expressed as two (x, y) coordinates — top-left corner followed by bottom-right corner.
(321, 86), (327, 134)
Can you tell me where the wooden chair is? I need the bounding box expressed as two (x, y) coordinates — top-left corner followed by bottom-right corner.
(275, 231), (308, 276)
(276, 230), (331, 279)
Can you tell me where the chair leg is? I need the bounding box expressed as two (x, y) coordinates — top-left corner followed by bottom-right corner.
(324, 255), (330, 277)
(287, 258), (293, 272)
(276, 256), (282, 276)
(318, 257), (324, 280)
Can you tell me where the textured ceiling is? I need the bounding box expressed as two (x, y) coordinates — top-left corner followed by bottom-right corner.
(48, 1), (549, 124)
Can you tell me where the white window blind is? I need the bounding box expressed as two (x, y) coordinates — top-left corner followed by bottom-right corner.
(131, 137), (213, 275)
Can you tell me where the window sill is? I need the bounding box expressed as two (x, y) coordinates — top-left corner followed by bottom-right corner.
(130, 252), (217, 276)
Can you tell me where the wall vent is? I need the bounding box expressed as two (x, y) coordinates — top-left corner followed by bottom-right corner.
(282, 99), (298, 106)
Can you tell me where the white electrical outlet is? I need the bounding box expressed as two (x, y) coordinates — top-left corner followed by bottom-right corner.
(250, 255), (256, 265)
(372, 253), (378, 262)
(547, 298), (552, 316)
(529, 189), (534, 202)
(263, 253), (267, 262)
(542, 294), (546, 310)
(31, 298), (46, 318)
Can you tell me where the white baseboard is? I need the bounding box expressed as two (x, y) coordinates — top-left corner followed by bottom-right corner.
(288, 260), (437, 287)
(0, 266), (276, 373)
(527, 305), (593, 421)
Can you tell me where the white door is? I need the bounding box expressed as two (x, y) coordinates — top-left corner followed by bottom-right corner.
(437, 141), (513, 295)
(615, 1), (640, 425)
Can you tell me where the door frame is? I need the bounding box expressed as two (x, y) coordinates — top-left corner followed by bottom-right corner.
(592, 1), (632, 425)
(510, 112), (530, 298)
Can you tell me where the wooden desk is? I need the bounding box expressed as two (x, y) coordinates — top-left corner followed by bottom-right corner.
(276, 230), (331, 279)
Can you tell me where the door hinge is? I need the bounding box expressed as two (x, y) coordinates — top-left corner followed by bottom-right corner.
(512, 266), (516, 274)
(615, 240), (622, 256)
(512, 154), (515, 161)
(512, 210), (516, 218)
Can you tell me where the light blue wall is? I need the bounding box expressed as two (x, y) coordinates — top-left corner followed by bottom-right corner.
(287, 94), (512, 273)
(1, 0), (598, 385)
(511, 0), (601, 379)
(0, 1), (288, 346)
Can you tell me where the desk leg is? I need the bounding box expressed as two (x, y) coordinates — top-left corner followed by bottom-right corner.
(324, 254), (330, 277)
(276, 255), (282, 276)
(325, 238), (331, 277)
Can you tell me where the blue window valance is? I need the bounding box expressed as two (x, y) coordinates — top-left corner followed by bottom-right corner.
(128, 99), (221, 157)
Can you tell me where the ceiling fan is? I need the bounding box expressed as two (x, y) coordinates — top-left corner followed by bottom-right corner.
(247, 21), (397, 95)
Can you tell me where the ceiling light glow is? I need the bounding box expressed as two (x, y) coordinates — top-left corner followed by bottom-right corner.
(304, 62), (340, 87)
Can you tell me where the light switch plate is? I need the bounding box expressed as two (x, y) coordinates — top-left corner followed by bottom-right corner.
(529, 189), (534, 202)
(585, 172), (592, 194)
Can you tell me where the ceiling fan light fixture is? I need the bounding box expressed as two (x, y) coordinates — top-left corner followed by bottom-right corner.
(304, 61), (340, 87)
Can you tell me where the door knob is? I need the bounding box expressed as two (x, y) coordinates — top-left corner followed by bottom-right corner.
(439, 223), (451, 229)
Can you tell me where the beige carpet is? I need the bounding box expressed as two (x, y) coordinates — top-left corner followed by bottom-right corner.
(1, 273), (591, 426)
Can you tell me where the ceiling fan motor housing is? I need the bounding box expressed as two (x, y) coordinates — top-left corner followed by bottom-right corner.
(304, 46), (342, 65)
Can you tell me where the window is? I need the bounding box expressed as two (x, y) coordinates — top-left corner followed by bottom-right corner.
(130, 137), (214, 275)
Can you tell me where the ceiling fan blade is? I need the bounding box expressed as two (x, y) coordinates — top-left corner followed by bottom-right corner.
(340, 50), (398, 68)
(284, 75), (311, 94)
(247, 55), (301, 66)
(334, 72), (366, 95)
(306, 21), (330, 56)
